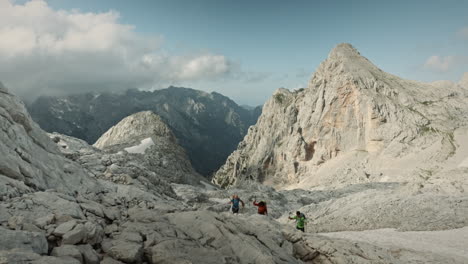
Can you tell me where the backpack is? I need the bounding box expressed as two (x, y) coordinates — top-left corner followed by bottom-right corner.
(300, 213), (306, 219)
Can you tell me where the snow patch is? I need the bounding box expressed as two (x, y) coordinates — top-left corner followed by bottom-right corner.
(124, 137), (154, 154)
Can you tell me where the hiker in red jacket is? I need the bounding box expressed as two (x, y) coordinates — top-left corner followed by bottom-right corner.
(253, 199), (268, 215)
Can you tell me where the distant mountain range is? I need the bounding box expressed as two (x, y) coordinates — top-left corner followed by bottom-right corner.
(28, 87), (262, 176)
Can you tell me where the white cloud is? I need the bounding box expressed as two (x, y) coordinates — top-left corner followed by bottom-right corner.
(423, 55), (457, 72)
(0, 0), (232, 99)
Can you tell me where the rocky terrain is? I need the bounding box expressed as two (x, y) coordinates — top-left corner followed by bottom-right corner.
(28, 87), (262, 176)
(1, 43), (468, 264)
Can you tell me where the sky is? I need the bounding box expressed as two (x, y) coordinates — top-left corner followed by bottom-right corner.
(1, 0), (467, 105)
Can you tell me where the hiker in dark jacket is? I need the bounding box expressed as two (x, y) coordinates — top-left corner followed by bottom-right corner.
(253, 200), (268, 215)
(229, 194), (245, 214)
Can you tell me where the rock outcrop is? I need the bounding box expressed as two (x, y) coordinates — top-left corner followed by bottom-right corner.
(0, 82), (100, 199)
(28, 87), (262, 176)
(213, 43), (468, 189)
(93, 111), (205, 185)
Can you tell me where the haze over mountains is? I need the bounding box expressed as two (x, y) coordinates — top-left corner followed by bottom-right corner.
(28, 87), (262, 176)
(1, 44), (468, 263)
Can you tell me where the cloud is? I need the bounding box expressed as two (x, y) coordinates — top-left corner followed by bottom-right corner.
(423, 55), (458, 72)
(0, 0), (232, 99)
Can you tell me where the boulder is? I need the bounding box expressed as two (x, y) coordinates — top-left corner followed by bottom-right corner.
(83, 222), (104, 246)
(62, 224), (86, 245)
(77, 244), (100, 264)
(51, 245), (83, 263)
(0, 227), (47, 254)
(101, 236), (143, 264)
(34, 214), (55, 229)
(54, 220), (77, 237)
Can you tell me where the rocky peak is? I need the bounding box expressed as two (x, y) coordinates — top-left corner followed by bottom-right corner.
(328, 43), (361, 59)
(213, 44), (468, 189)
(94, 111), (175, 149)
(93, 111), (205, 185)
(311, 43), (380, 86)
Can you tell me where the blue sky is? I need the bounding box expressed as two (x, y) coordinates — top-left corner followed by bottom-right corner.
(4, 0), (468, 105)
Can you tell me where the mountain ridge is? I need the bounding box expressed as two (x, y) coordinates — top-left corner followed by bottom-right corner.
(27, 86), (262, 176)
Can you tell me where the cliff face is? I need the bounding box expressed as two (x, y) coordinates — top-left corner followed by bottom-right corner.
(213, 44), (468, 189)
(0, 82), (100, 198)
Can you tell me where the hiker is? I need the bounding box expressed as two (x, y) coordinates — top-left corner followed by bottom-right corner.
(228, 194), (245, 214)
(253, 199), (268, 215)
(288, 211), (306, 232)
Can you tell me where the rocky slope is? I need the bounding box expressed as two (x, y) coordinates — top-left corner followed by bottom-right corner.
(28, 87), (262, 176)
(0, 82), (302, 264)
(214, 43), (468, 189)
(211, 44), (468, 254)
(0, 82), (100, 199)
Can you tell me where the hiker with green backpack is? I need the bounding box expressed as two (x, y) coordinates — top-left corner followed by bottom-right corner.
(289, 211), (307, 232)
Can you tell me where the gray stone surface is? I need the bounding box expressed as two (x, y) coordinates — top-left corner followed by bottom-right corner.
(0, 86), (102, 198)
(62, 224), (86, 245)
(77, 244), (100, 264)
(51, 245), (83, 263)
(54, 220), (77, 237)
(93, 111), (206, 185)
(0, 227), (48, 254)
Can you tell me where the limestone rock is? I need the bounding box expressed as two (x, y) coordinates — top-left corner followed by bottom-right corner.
(0, 227), (48, 254)
(76, 244), (100, 264)
(0, 250), (80, 264)
(93, 111), (205, 185)
(62, 224), (86, 245)
(0, 85), (102, 198)
(51, 245), (83, 263)
(54, 220), (77, 237)
(213, 43), (468, 190)
(101, 237), (143, 264)
(83, 222), (104, 246)
(34, 214), (55, 229)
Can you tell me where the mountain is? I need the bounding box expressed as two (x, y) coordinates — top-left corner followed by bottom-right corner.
(213, 43), (468, 189)
(2, 47), (468, 263)
(0, 82), (301, 263)
(93, 111), (205, 185)
(27, 87), (262, 176)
